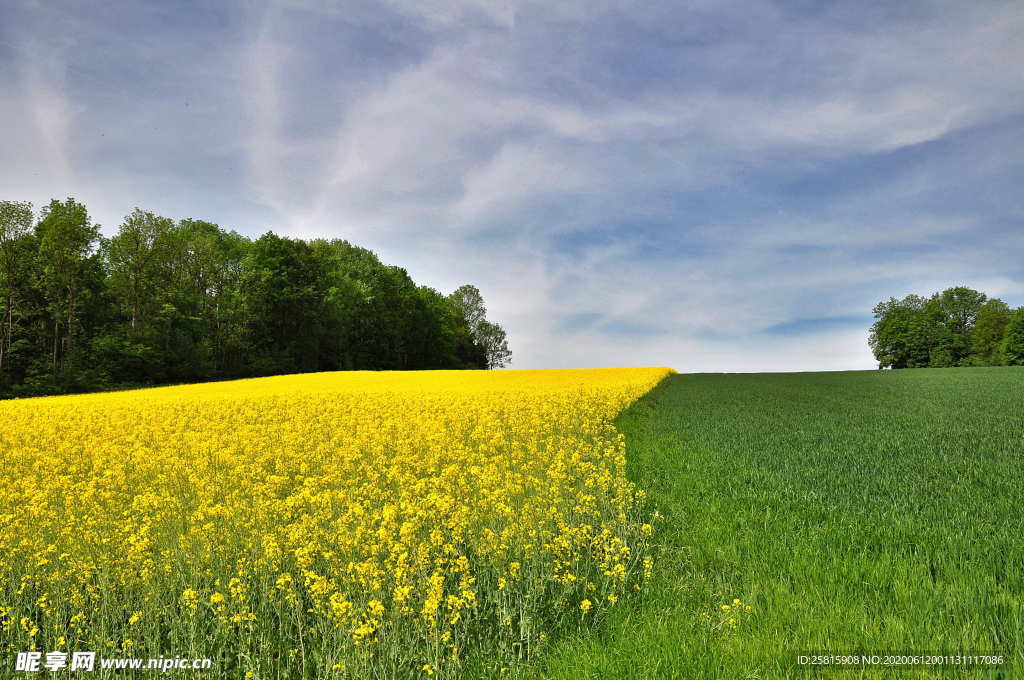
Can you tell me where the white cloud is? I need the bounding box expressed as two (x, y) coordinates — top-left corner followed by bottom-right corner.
(3, 0), (1022, 371)
(453, 142), (589, 223)
(0, 39), (76, 201)
(518, 325), (877, 373)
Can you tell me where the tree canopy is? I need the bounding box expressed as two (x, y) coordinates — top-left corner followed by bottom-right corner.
(0, 198), (511, 398)
(869, 286), (1022, 369)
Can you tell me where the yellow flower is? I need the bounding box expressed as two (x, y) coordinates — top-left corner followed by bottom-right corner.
(0, 367), (672, 677)
(180, 589), (199, 616)
(20, 617), (38, 637)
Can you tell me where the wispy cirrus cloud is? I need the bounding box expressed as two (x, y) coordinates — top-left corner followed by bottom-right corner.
(1, 0), (1022, 370)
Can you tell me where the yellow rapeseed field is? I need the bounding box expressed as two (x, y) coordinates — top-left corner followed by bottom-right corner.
(0, 368), (672, 678)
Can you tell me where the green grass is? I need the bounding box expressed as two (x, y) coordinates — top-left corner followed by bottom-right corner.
(526, 368), (1024, 679)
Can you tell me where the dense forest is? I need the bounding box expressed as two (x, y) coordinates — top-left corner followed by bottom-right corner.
(0, 198), (511, 398)
(869, 286), (1024, 369)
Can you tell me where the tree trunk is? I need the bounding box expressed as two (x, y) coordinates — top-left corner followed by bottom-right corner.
(0, 293), (9, 373)
(52, 316), (60, 373)
(67, 286), (76, 363)
(131, 276), (138, 330)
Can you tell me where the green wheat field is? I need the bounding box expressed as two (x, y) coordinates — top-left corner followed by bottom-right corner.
(526, 368), (1023, 679)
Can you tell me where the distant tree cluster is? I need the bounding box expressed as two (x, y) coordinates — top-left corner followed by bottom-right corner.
(869, 286), (1024, 369)
(0, 198), (511, 398)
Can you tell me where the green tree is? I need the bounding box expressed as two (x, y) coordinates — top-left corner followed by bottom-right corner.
(105, 208), (175, 331)
(171, 221), (250, 378)
(307, 239), (363, 371)
(870, 287), (1005, 369)
(35, 198), (101, 373)
(1001, 308), (1024, 366)
(0, 201), (34, 374)
(969, 299), (1013, 366)
(450, 285), (486, 335)
(327, 241), (419, 370)
(1, 196), (509, 396)
(926, 286), (987, 366)
(449, 284), (512, 369)
(477, 319), (512, 368)
(868, 295), (930, 369)
(241, 233), (327, 374)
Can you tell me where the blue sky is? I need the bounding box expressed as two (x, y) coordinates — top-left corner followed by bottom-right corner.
(2, 0), (1022, 371)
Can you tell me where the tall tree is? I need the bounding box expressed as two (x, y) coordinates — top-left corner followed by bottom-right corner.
(969, 299), (1013, 366)
(926, 286), (987, 366)
(871, 287), (1020, 369)
(241, 233), (327, 374)
(869, 295), (931, 369)
(449, 284), (512, 369)
(476, 319), (512, 368)
(1, 196), (510, 397)
(35, 198), (101, 373)
(329, 241), (417, 370)
(0, 201), (34, 374)
(105, 208), (175, 330)
(1001, 308), (1024, 366)
(171, 220), (250, 378)
(411, 286), (462, 369)
(450, 284), (487, 337)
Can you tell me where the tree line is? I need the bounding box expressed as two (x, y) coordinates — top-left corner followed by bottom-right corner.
(869, 286), (1024, 369)
(0, 198), (511, 398)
